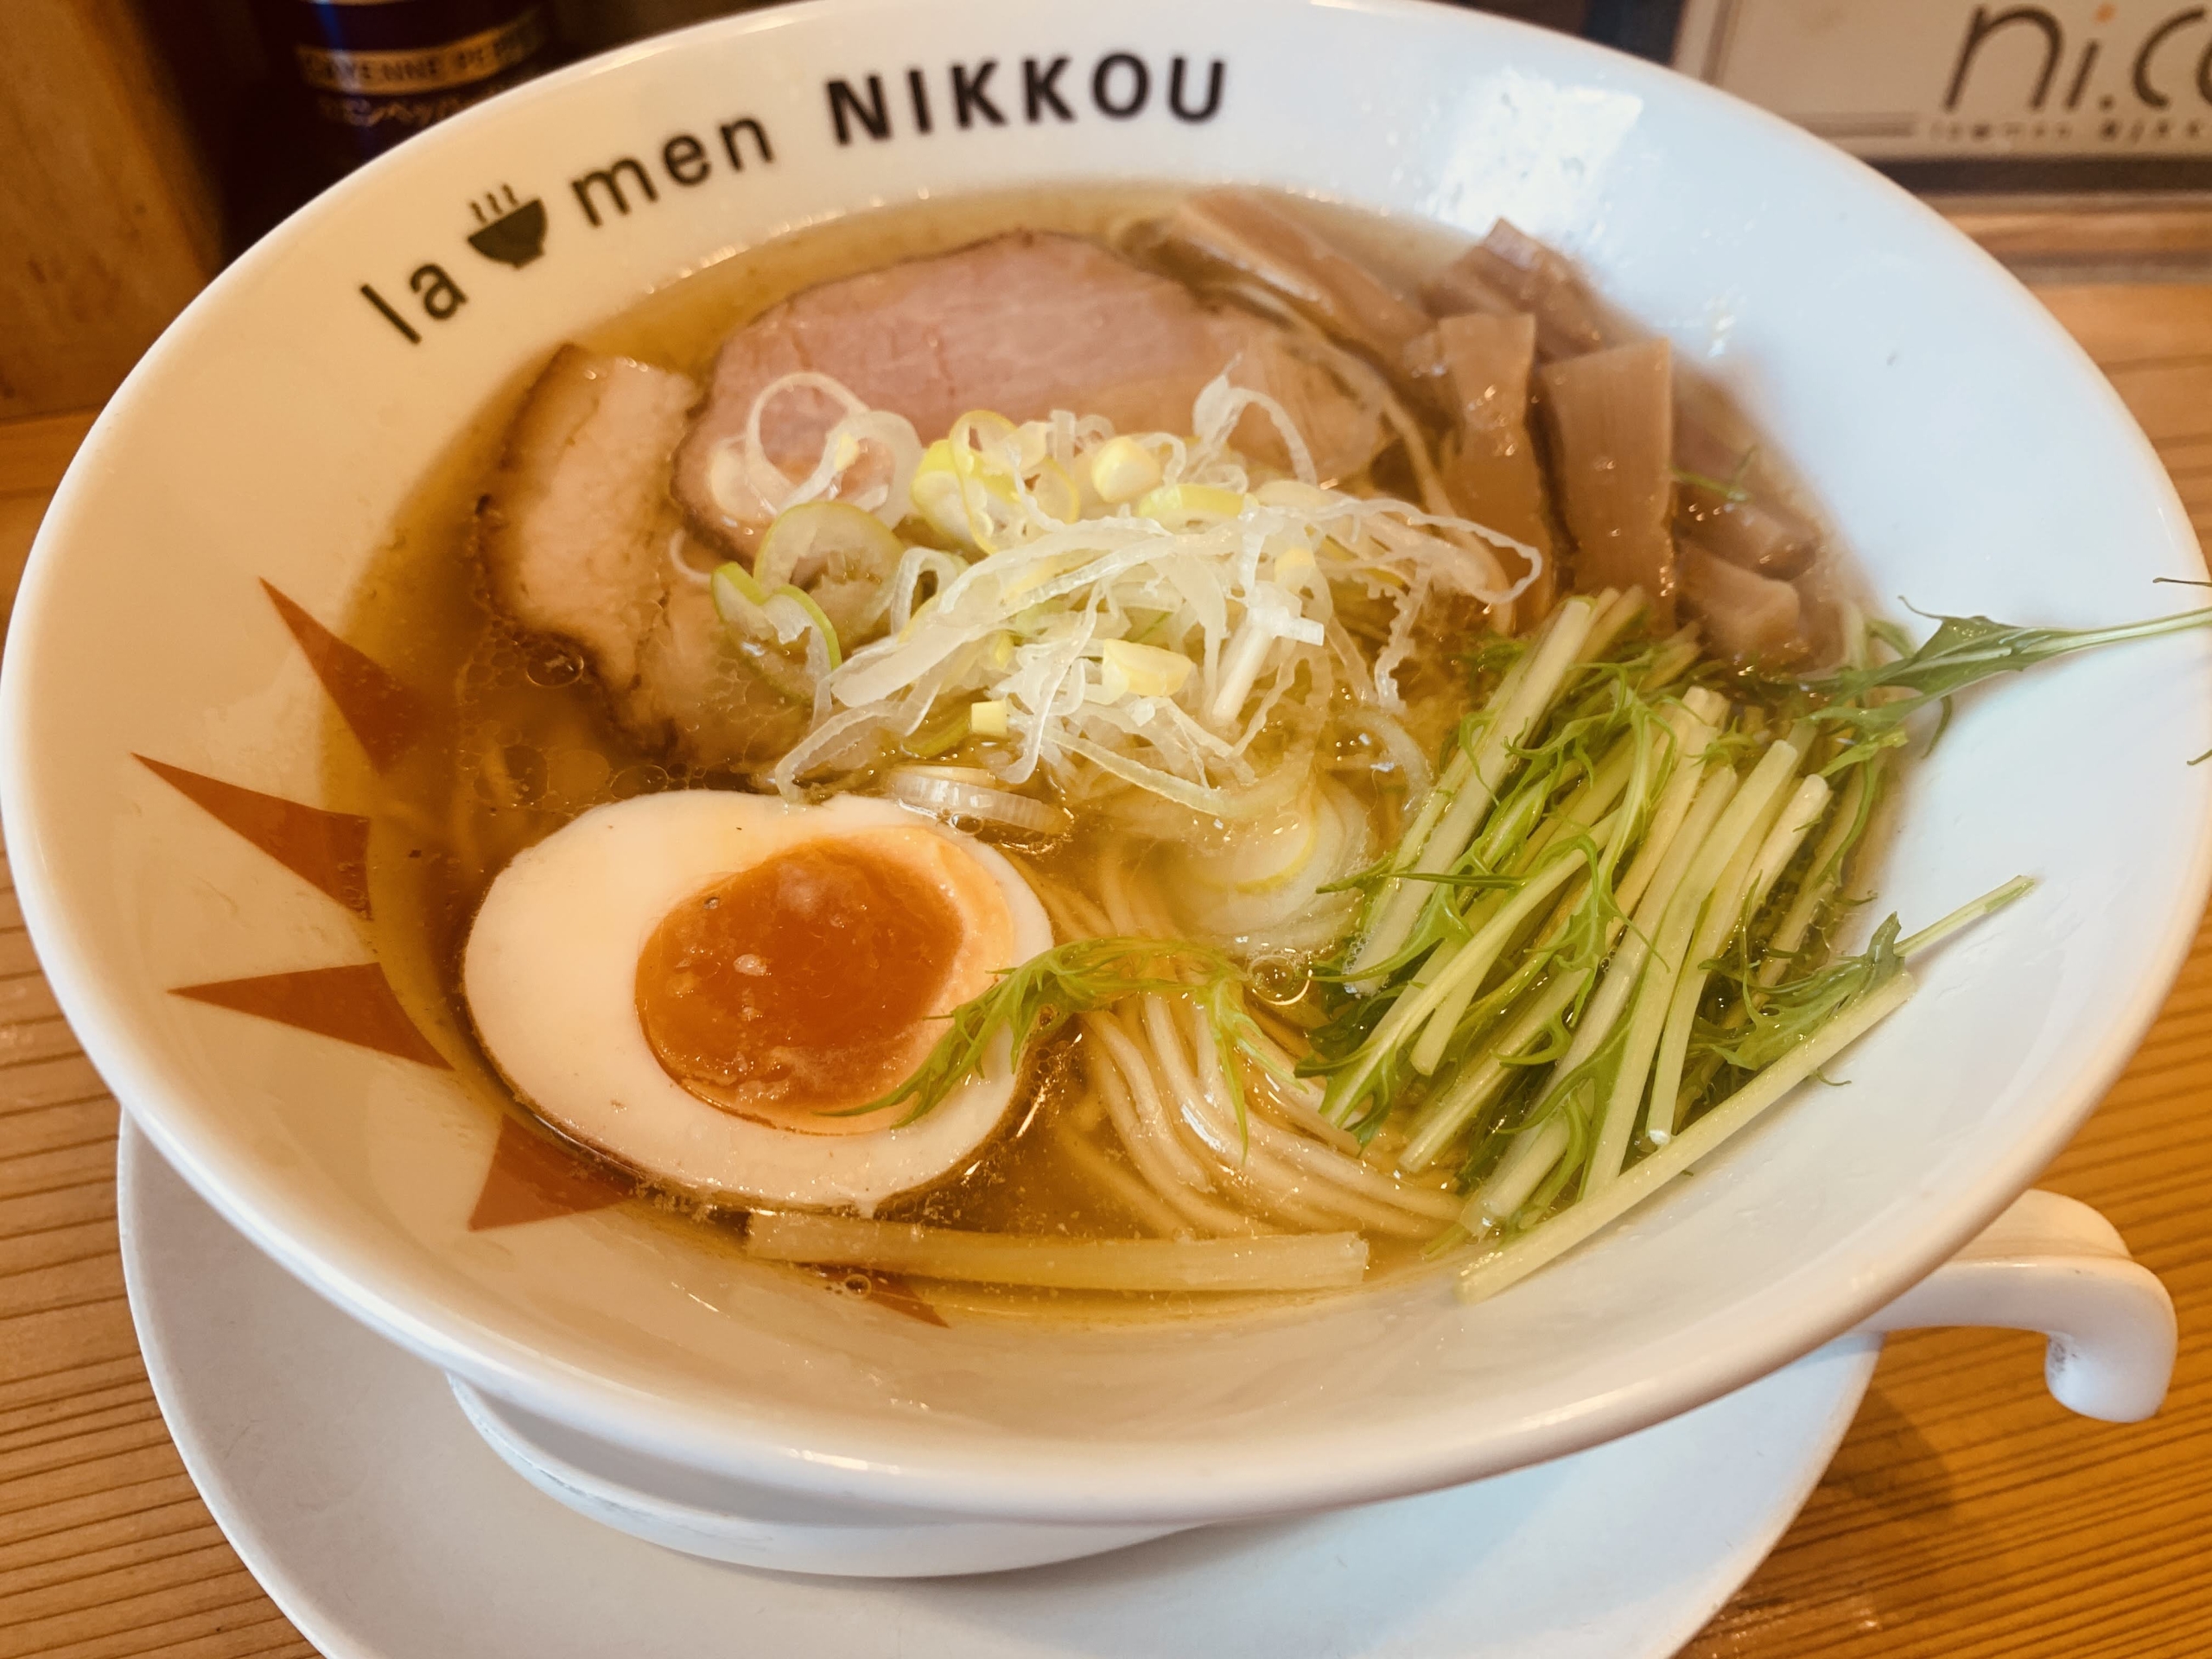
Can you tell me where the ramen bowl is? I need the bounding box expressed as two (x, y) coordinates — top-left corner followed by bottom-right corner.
(2, 0), (2196, 1579)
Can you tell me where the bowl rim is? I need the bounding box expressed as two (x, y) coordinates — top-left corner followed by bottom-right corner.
(7, 0), (2208, 1525)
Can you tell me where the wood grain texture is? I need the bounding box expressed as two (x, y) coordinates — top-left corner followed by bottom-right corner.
(1948, 200), (2212, 260)
(2, 278), (2211, 1656)
(1947, 202), (2212, 284)
(1683, 278), (2212, 1657)
(0, 0), (220, 419)
(0, 410), (95, 645)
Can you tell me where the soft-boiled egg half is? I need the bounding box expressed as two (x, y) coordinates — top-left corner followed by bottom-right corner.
(462, 791), (1052, 1212)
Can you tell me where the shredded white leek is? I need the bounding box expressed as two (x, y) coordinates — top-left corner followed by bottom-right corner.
(729, 372), (1543, 824)
(706, 372), (924, 531)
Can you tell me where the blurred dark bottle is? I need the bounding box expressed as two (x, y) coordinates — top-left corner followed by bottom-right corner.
(1443, 1), (1686, 61)
(252, 1), (556, 168)
(211, 0), (792, 245)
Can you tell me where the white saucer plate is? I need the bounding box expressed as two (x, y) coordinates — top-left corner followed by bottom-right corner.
(119, 1116), (1878, 1659)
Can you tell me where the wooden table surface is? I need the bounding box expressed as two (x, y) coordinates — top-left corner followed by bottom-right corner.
(3, 276), (2210, 1659)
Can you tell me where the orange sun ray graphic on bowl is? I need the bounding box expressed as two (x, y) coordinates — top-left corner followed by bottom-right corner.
(138, 580), (632, 1234)
(135, 583), (944, 1322)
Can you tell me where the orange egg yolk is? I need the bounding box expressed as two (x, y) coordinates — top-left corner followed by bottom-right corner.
(636, 836), (977, 1132)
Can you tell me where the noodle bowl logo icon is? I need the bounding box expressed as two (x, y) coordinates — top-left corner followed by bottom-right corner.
(467, 184), (547, 268)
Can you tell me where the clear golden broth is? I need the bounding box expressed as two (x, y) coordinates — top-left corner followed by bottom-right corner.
(327, 188), (1495, 1320)
(324, 185), (1873, 1319)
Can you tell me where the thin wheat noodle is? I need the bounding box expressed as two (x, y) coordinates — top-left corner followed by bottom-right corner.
(1033, 872), (1234, 1207)
(1188, 1010), (1460, 1227)
(1111, 855), (1455, 1222)
(1246, 1055), (1363, 1156)
(1140, 994), (1377, 1232)
(1046, 883), (1116, 941)
(1087, 1009), (1225, 1198)
(1111, 860), (1383, 1224)
(1052, 1116), (1198, 1240)
(1187, 1014), (1441, 1238)
(1035, 887), (1100, 947)
(1084, 1035), (1268, 1236)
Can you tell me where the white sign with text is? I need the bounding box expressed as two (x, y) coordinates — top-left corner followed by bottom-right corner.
(1675, 0), (2212, 158)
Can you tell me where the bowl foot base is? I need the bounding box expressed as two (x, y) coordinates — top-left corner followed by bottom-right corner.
(448, 1379), (1186, 1577)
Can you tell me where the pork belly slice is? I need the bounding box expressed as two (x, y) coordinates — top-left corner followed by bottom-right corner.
(671, 232), (1387, 550)
(1539, 339), (1677, 629)
(478, 346), (810, 770)
(1427, 313), (1559, 624)
(1680, 543), (1805, 663)
(631, 580), (811, 770)
(479, 346), (696, 693)
(1672, 416), (1821, 582)
(1427, 220), (1827, 586)
(1426, 220), (1612, 363)
(1152, 188), (1433, 365)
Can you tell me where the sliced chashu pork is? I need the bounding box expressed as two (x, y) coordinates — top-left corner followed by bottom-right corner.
(478, 346), (807, 770)
(671, 232), (1389, 552)
(480, 345), (692, 692)
(1150, 188), (1432, 366)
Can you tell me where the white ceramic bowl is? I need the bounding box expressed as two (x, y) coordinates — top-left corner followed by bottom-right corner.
(6, 0), (2205, 1571)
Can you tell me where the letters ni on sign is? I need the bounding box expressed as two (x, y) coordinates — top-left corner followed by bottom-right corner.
(1675, 0), (2212, 162)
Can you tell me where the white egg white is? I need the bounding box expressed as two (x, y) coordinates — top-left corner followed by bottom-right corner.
(461, 791), (1052, 1212)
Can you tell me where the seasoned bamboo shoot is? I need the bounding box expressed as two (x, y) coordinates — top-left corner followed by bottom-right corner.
(747, 1215), (1370, 1292)
(1433, 312), (1558, 620)
(1540, 339), (1678, 626)
(1160, 188), (1432, 363)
